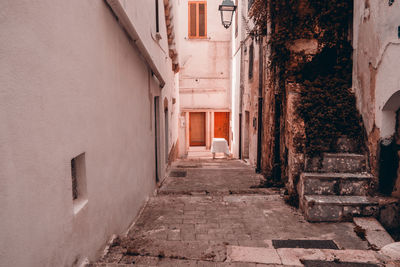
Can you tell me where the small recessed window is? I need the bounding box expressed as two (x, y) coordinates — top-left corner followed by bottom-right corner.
(248, 42), (254, 80)
(71, 153), (88, 214)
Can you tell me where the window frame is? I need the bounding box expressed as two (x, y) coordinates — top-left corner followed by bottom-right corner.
(188, 1), (207, 39)
(248, 41), (254, 80)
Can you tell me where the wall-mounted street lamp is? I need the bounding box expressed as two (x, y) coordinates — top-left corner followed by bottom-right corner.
(218, 0), (237, 29)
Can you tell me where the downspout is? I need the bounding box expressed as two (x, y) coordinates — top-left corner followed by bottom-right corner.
(106, 0), (166, 88)
(256, 37), (264, 173)
(238, 41), (245, 159)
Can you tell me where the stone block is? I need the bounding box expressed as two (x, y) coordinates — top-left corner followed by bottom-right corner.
(379, 202), (400, 229)
(353, 217), (394, 249)
(380, 242), (400, 261)
(340, 179), (369, 196)
(304, 196), (343, 222)
(226, 246), (281, 265)
(276, 248), (325, 266)
(302, 195), (379, 222)
(321, 153), (367, 173)
(299, 172), (372, 199)
(336, 136), (358, 153)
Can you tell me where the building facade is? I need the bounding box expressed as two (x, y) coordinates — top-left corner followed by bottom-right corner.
(0, 0), (179, 266)
(177, 0), (232, 157)
(232, 0), (264, 166)
(353, 0), (400, 198)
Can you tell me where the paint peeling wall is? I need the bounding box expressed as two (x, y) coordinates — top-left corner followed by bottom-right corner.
(353, 0), (400, 194)
(0, 0), (178, 266)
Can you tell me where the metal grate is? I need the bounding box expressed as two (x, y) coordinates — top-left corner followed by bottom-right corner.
(176, 165), (199, 168)
(272, 240), (339, 250)
(302, 260), (380, 267)
(169, 171), (187, 177)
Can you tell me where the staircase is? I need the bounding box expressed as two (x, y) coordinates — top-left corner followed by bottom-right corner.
(299, 138), (379, 222)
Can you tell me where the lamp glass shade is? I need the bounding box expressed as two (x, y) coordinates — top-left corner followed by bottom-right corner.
(218, 0), (237, 29)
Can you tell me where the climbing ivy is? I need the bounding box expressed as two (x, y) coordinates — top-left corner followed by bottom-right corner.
(250, 0), (364, 156)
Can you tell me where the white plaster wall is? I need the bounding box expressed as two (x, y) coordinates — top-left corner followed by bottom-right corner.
(0, 1), (178, 266)
(376, 44), (400, 138)
(353, 0), (400, 138)
(230, 0), (244, 159)
(177, 0), (231, 109)
(119, 0), (171, 81)
(231, 0), (259, 163)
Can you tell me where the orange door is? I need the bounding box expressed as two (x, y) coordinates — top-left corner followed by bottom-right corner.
(214, 112), (230, 145)
(189, 112), (206, 146)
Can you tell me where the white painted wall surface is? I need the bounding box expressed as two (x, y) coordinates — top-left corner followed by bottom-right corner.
(0, 1), (178, 266)
(118, 0), (171, 82)
(231, 0), (258, 164)
(353, 0), (400, 138)
(177, 0), (231, 109)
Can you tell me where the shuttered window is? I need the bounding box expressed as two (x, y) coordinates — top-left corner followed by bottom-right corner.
(188, 1), (207, 38)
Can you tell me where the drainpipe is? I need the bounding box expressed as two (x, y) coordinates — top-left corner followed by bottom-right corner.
(106, 0), (166, 88)
(256, 37), (264, 173)
(238, 41), (245, 159)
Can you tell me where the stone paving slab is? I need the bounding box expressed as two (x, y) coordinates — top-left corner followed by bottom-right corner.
(226, 246), (281, 264)
(160, 159), (269, 195)
(92, 159), (383, 267)
(99, 194), (370, 265)
(353, 217), (394, 249)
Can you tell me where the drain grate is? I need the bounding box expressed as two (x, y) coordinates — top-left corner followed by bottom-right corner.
(169, 170), (187, 177)
(272, 239), (339, 249)
(176, 165), (199, 168)
(302, 260), (380, 267)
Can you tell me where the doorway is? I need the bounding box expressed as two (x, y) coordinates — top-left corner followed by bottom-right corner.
(154, 97), (160, 182)
(243, 111), (250, 159)
(164, 109), (169, 163)
(189, 112), (206, 146)
(214, 112), (230, 145)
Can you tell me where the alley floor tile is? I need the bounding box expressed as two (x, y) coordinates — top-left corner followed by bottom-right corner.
(95, 159), (377, 266)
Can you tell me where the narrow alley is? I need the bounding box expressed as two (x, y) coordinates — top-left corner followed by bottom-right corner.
(2, 1), (400, 266)
(90, 159), (387, 266)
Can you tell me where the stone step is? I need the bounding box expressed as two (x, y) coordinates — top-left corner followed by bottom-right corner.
(321, 153), (367, 173)
(298, 172), (372, 197)
(335, 136), (359, 153)
(353, 217), (394, 249)
(302, 195), (379, 222)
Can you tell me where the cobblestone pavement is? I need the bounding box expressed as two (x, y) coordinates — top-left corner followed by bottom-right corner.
(159, 159), (272, 195)
(91, 159), (386, 267)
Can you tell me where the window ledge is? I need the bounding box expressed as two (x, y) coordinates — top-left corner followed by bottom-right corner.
(185, 36), (211, 40)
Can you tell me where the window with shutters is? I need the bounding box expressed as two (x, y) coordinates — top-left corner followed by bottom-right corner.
(188, 1), (207, 39)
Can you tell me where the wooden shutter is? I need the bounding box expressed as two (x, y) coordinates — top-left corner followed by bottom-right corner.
(198, 3), (206, 37)
(188, 2), (207, 38)
(189, 3), (197, 37)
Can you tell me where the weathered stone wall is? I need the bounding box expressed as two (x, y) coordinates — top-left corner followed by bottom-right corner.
(284, 82), (306, 192)
(260, 40), (276, 177)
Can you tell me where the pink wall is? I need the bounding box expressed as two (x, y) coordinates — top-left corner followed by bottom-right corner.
(0, 0), (178, 266)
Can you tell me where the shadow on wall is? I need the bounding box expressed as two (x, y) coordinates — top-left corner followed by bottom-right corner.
(379, 90), (400, 196)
